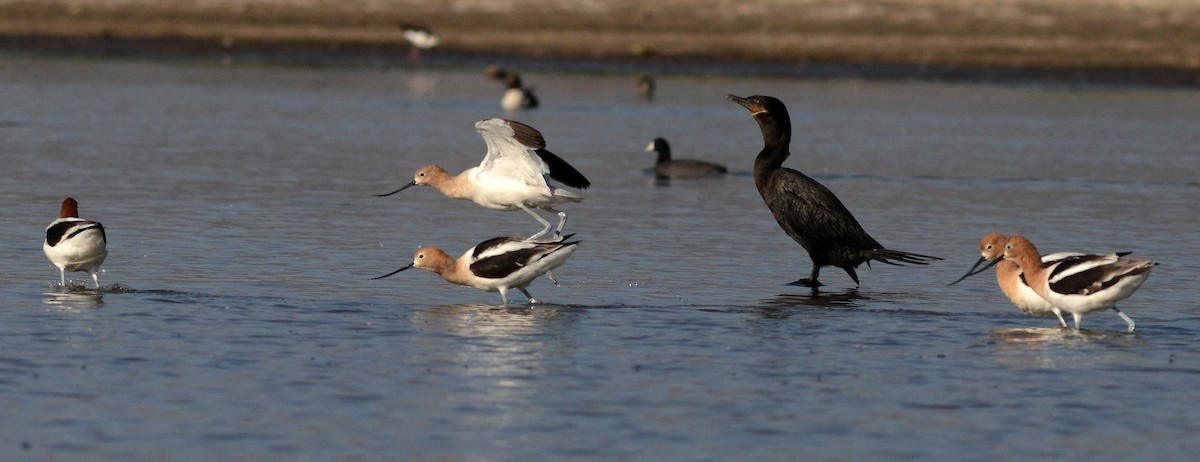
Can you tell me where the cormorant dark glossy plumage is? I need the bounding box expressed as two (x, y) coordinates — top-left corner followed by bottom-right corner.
(727, 94), (941, 287)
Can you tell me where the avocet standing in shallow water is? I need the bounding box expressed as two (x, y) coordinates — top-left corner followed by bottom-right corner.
(43, 197), (107, 288)
(373, 235), (579, 306)
(399, 23), (439, 66)
(375, 118), (590, 239)
(998, 235), (1154, 332)
(949, 233), (1126, 328)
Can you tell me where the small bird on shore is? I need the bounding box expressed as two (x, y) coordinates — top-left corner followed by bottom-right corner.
(637, 74), (655, 102)
(998, 235), (1154, 332)
(485, 65), (510, 81)
(727, 94), (940, 287)
(43, 197), (108, 288)
(501, 72), (538, 113)
(644, 137), (726, 180)
(373, 235), (579, 305)
(375, 118), (590, 239)
(399, 23), (439, 66)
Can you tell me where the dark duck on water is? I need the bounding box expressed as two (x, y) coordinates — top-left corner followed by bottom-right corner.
(727, 94), (941, 287)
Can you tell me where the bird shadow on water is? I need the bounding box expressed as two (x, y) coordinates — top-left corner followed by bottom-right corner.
(752, 288), (867, 318)
(752, 286), (948, 320)
(763, 288), (867, 309)
(42, 283), (298, 313)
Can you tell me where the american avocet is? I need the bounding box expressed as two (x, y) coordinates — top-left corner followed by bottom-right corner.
(376, 119), (590, 239)
(949, 233), (1097, 327)
(727, 94), (940, 287)
(501, 72), (538, 113)
(645, 137), (727, 180)
(1001, 235), (1154, 332)
(399, 23), (439, 66)
(43, 197), (107, 288)
(373, 235), (579, 305)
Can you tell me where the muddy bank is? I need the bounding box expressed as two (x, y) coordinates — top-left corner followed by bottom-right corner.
(2, 0), (1199, 86)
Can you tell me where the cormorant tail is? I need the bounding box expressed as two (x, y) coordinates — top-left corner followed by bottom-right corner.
(865, 249), (942, 266)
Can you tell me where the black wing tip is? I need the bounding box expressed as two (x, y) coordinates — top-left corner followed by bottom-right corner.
(535, 149), (591, 189)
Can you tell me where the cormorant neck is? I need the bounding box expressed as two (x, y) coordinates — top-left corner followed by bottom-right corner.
(752, 114), (792, 187)
(757, 113), (792, 153)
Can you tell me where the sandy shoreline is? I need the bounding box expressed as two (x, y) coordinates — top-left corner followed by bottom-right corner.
(3, 0), (1199, 85)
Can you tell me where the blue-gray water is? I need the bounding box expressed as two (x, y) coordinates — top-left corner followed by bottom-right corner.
(2, 55), (1199, 461)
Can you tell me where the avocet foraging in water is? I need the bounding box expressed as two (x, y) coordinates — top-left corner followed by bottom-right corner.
(998, 235), (1154, 332)
(44, 197), (107, 288)
(373, 235), (579, 306)
(949, 233), (1128, 328)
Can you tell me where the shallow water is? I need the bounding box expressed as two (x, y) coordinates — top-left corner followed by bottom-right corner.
(1, 55), (1199, 461)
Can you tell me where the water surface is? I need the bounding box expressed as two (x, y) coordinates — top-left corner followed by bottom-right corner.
(1, 55), (1198, 461)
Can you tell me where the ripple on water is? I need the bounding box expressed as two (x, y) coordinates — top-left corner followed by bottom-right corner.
(0, 57), (1198, 461)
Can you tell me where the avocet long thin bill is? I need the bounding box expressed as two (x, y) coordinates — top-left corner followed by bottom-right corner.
(376, 119), (590, 239)
(1000, 235), (1154, 332)
(373, 235), (579, 306)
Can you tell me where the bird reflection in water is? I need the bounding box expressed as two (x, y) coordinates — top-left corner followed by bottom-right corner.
(43, 291), (104, 311)
(987, 326), (1145, 346)
(405, 72), (437, 97)
(760, 288), (867, 314)
(407, 304), (572, 413)
(985, 327), (1145, 368)
(412, 303), (569, 338)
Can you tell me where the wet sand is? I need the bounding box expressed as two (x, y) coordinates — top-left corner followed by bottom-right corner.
(2, 0), (1199, 86)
